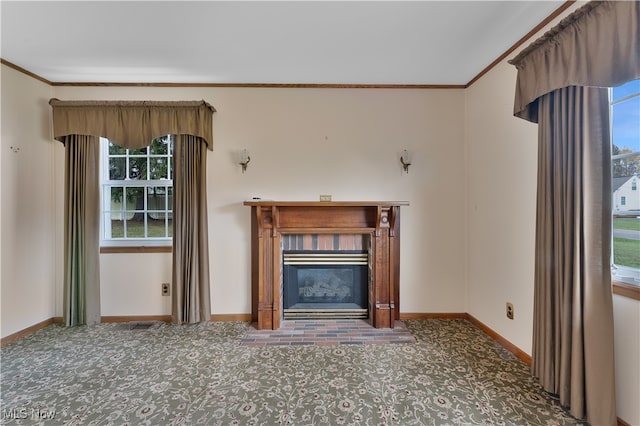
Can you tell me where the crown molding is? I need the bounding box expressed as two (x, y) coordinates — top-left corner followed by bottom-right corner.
(50, 81), (465, 89)
(465, 0), (575, 88)
(1, 58), (52, 85)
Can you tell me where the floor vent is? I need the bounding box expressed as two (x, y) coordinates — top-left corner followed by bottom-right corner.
(112, 322), (159, 331)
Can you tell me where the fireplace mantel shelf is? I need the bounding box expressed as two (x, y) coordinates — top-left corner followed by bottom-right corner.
(245, 200), (408, 330)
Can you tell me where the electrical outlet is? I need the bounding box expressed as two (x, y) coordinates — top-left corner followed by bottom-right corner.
(162, 283), (170, 296)
(320, 194), (332, 202)
(506, 302), (514, 320)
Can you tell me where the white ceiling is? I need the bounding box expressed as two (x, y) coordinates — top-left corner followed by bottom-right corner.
(1, 1), (566, 85)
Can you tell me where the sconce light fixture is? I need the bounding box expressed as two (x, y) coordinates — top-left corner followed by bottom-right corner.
(239, 148), (251, 173)
(400, 149), (411, 173)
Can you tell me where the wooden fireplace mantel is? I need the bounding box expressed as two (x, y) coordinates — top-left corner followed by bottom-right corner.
(243, 200), (409, 330)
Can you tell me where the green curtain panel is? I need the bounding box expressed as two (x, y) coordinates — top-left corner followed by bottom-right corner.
(63, 134), (101, 326)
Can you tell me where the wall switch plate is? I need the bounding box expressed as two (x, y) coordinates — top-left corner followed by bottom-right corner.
(162, 283), (170, 296)
(320, 195), (332, 202)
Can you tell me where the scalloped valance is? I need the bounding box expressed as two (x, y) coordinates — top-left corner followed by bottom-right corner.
(49, 99), (216, 149)
(509, 1), (639, 122)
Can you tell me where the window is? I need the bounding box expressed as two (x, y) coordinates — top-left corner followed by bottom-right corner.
(611, 80), (640, 286)
(100, 136), (173, 246)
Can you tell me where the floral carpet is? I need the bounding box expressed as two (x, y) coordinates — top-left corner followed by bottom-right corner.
(0, 319), (584, 425)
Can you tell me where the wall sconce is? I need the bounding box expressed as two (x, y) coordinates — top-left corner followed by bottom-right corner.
(400, 149), (411, 173)
(239, 148), (251, 173)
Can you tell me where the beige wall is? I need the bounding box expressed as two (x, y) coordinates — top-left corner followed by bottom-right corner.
(612, 294), (640, 425)
(1, 66), (57, 336)
(464, 59), (539, 354)
(99, 253), (172, 316)
(50, 85), (468, 317)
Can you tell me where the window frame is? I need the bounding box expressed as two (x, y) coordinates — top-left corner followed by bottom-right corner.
(610, 81), (640, 299)
(99, 137), (174, 249)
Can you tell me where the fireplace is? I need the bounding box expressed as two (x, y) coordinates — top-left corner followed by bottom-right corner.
(283, 251), (368, 319)
(244, 201), (408, 330)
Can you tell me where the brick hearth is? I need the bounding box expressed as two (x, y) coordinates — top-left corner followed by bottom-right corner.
(240, 319), (416, 346)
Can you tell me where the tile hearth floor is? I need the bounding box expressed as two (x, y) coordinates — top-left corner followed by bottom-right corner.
(240, 319), (417, 346)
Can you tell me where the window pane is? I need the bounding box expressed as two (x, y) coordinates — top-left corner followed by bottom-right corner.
(613, 80), (640, 101)
(614, 236), (640, 269)
(150, 157), (169, 179)
(126, 187), (144, 208)
(128, 146), (147, 156)
(109, 142), (126, 155)
(109, 215), (124, 238)
(147, 219), (166, 237)
(150, 137), (169, 155)
(611, 97), (640, 171)
(147, 186), (168, 210)
(124, 216), (146, 238)
(109, 157), (126, 180)
(109, 187), (124, 210)
(128, 157), (147, 180)
(611, 80), (640, 282)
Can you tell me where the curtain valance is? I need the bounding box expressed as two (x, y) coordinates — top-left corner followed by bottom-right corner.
(49, 99), (216, 150)
(509, 1), (639, 122)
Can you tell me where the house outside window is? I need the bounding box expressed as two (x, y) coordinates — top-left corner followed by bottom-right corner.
(611, 80), (640, 286)
(100, 135), (173, 247)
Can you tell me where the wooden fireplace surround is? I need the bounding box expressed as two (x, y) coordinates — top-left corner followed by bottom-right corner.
(243, 201), (409, 330)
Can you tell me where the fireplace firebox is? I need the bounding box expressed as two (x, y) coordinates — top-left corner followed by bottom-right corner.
(283, 251), (368, 319)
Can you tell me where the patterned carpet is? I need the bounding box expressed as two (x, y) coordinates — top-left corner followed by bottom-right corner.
(0, 319), (585, 425)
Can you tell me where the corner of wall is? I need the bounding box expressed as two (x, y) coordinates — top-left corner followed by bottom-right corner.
(1, 63), (58, 338)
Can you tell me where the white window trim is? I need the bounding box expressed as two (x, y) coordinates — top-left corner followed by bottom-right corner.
(99, 138), (173, 248)
(610, 84), (640, 287)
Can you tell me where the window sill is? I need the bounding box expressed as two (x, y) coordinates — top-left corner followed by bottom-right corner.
(612, 280), (640, 301)
(100, 246), (172, 254)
